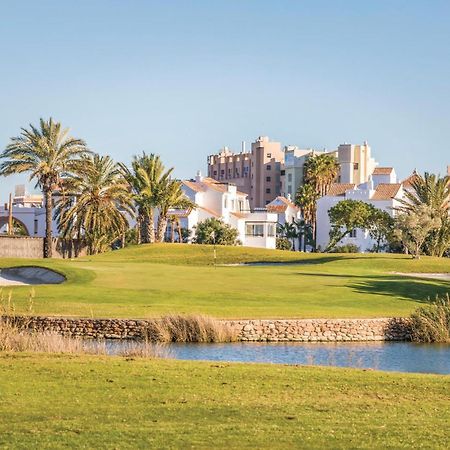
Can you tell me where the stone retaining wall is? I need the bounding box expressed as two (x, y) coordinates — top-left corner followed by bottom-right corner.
(2, 316), (411, 342)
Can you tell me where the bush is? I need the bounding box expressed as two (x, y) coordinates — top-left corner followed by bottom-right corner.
(330, 244), (360, 253)
(143, 315), (237, 343)
(193, 218), (240, 246)
(410, 295), (450, 343)
(276, 237), (292, 251)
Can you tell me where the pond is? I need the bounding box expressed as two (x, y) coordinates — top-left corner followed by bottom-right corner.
(104, 341), (450, 375)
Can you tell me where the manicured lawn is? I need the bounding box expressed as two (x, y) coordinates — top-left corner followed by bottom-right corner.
(1, 244), (450, 318)
(0, 354), (448, 448)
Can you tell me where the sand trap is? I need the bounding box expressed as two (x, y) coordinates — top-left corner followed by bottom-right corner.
(0, 267), (66, 286)
(393, 272), (450, 281)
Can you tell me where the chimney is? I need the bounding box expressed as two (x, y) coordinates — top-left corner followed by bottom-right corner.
(195, 170), (203, 182)
(241, 141), (246, 153)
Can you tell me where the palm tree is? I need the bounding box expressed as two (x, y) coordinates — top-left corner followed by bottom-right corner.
(55, 154), (133, 255)
(295, 183), (319, 250)
(121, 153), (172, 244)
(276, 222), (297, 250)
(398, 172), (450, 256)
(167, 214), (182, 243)
(304, 153), (340, 197)
(156, 179), (194, 242)
(0, 118), (89, 257)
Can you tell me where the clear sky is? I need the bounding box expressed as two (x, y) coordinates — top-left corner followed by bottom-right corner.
(1, 0), (449, 200)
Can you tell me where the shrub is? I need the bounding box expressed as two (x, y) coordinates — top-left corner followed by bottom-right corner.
(276, 237), (292, 251)
(410, 295), (450, 343)
(193, 218), (240, 245)
(143, 315), (237, 343)
(331, 244), (360, 253)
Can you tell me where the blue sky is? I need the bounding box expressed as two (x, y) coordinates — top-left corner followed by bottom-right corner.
(1, 0), (449, 199)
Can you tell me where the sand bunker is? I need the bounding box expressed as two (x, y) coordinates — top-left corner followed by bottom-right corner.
(0, 267), (66, 286)
(393, 272), (450, 281)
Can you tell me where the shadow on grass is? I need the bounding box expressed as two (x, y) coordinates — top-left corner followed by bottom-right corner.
(294, 272), (450, 303)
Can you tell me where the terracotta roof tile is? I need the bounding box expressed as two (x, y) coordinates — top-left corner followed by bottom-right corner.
(371, 183), (402, 200)
(198, 206), (220, 217)
(230, 211), (247, 219)
(373, 167), (394, 175)
(401, 172), (420, 188)
(327, 183), (356, 197)
(266, 196), (299, 213)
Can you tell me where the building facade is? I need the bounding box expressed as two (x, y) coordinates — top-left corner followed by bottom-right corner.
(207, 136), (284, 209)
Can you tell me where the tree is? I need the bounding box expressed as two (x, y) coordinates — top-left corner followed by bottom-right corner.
(121, 153), (172, 244)
(326, 200), (376, 252)
(398, 172), (450, 257)
(304, 153), (340, 197)
(295, 183), (319, 250)
(367, 209), (395, 253)
(276, 222), (297, 250)
(193, 218), (240, 245)
(394, 205), (442, 259)
(55, 154), (133, 255)
(0, 118), (89, 257)
(155, 179), (194, 242)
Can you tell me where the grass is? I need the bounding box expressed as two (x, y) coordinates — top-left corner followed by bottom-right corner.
(0, 353), (448, 448)
(1, 243), (450, 319)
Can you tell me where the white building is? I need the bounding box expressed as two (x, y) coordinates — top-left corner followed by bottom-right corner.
(316, 167), (403, 252)
(170, 174), (278, 249)
(266, 196), (301, 225)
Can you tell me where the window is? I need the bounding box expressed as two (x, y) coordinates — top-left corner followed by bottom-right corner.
(220, 169), (224, 174)
(354, 163), (359, 170)
(266, 153), (272, 158)
(265, 200), (270, 205)
(280, 170), (285, 176)
(266, 176), (271, 182)
(223, 197), (228, 209)
(34, 219), (38, 235)
(266, 165), (271, 170)
(267, 224), (275, 237)
(246, 223), (264, 237)
(349, 229), (357, 238)
(266, 188), (271, 194)
(287, 186), (292, 194)
(287, 173), (292, 182)
(238, 200), (244, 211)
(213, 170), (217, 176)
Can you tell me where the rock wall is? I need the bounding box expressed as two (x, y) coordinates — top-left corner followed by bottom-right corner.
(230, 318), (410, 342)
(3, 316), (411, 342)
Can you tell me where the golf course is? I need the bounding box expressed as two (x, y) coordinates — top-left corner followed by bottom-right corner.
(0, 244), (449, 319)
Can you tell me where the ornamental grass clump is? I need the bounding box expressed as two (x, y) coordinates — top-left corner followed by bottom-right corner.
(144, 315), (237, 343)
(410, 294), (450, 343)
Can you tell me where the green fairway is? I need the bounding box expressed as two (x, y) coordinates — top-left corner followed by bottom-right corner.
(1, 244), (450, 318)
(0, 354), (448, 449)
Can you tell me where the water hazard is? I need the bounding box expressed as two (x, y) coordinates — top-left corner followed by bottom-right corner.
(105, 341), (450, 375)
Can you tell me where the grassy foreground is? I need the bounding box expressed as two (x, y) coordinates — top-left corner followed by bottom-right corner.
(0, 354), (449, 449)
(1, 244), (450, 318)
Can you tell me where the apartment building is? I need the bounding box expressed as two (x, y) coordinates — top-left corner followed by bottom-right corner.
(207, 136), (284, 209)
(171, 173), (278, 249)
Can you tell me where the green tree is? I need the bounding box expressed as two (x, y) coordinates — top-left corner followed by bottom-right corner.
(326, 200), (376, 252)
(121, 153), (172, 244)
(156, 179), (194, 242)
(367, 209), (395, 253)
(398, 172), (450, 257)
(304, 153), (340, 197)
(295, 183), (319, 249)
(55, 154), (133, 255)
(394, 205), (442, 259)
(0, 118), (89, 257)
(193, 218), (240, 245)
(276, 222), (297, 250)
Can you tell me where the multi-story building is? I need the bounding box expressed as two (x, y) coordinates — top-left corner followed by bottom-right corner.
(167, 173), (278, 249)
(336, 142), (378, 185)
(207, 136), (284, 209)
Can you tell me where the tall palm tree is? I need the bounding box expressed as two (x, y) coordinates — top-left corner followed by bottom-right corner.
(121, 153), (172, 244)
(295, 183), (319, 250)
(55, 154), (133, 255)
(398, 172), (450, 256)
(0, 118), (89, 257)
(304, 153), (340, 197)
(156, 179), (194, 242)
